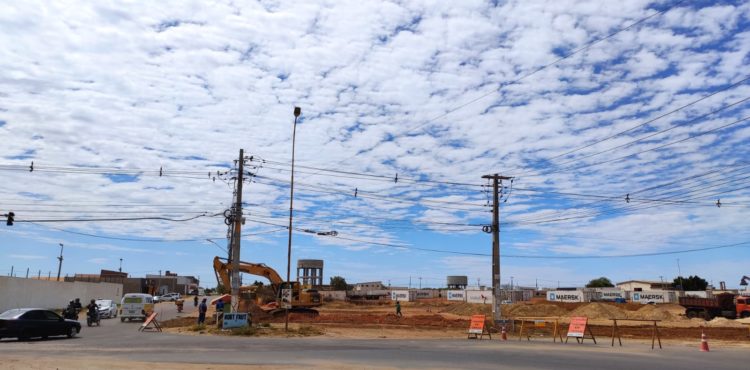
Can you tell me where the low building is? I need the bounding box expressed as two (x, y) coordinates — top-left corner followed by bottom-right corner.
(616, 280), (672, 291)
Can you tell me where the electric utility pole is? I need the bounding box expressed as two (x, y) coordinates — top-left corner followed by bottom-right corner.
(230, 149), (245, 311)
(482, 174), (512, 325)
(56, 243), (64, 281)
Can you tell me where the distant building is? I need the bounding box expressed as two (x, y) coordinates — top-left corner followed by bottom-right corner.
(616, 280), (672, 291)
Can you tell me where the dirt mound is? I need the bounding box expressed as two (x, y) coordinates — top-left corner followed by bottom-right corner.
(628, 304), (677, 320)
(705, 317), (747, 328)
(508, 303), (569, 318)
(437, 302), (491, 317)
(567, 302), (628, 319)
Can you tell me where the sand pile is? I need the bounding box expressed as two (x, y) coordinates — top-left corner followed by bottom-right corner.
(704, 317), (747, 328)
(628, 305), (677, 320)
(567, 302), (628, 319)
(736, 317), (750, 324)
(509, 303), (569, 318)
(438, 302), (491, 317)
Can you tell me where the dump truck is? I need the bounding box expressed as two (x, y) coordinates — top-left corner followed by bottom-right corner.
(213, 256), (321, 315)
(679, 293), (750, 319)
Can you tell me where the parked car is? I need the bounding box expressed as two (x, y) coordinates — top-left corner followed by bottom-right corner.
(0, 308), (81, 341)
(152, 295), (161, 303)
(160, 293), (181, 302)
(95, 299), (118, 319)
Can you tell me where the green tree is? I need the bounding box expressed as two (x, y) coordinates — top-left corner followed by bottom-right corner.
(585, 277), (614, 288)
(673, 275), (708, 290)
(330, 276), (348, 291)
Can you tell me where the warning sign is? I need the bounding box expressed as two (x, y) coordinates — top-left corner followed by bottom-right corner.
(566, 316), (596, 344)
(467, 314), (491, 340)
(468, 315), (485, 334)
(567, 317), (587, 338)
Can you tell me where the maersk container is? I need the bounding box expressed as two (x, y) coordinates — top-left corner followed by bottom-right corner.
(390, 290), (416, 302)
(447, 290), (466, 302)
(546, 290), (588, 302)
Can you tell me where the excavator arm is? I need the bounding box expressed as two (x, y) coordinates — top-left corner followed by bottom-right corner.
(213, 256), (285, 293)
(741, 276), (750, 286)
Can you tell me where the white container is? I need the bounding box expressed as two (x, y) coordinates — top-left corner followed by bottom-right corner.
(682, 291), (709, 298)
(595, 288), (625, 300)
(631, 290), (672, 304)
(546, 290), (585, 302)
(466, 290), (493, 304)
(447, 290), (466, 302)
(390, 290), (416, 302)
(415, 290), (436, 299)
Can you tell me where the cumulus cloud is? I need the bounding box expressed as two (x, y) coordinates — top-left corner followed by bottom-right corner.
(1, 0), (749, 286)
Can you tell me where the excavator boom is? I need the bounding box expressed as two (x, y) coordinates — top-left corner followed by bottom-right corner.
(212, 256), (321, 310)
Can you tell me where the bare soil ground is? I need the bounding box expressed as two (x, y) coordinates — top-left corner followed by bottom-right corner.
(161, 300), (750, 343)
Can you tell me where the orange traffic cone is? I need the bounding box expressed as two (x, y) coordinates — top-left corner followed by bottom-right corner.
(501, 325), (508, 341)
(700, 331), (709, 352)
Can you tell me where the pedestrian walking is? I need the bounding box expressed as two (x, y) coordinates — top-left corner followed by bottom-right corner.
(193, 295), (199, 307)
(198, 298), (208, 325)
(395, 300), (402, 317)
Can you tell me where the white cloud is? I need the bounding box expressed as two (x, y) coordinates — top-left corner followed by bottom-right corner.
(0, 0), (748, 286)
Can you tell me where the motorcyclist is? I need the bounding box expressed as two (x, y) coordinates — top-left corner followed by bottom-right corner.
(86, 299), (99, 323)
(74, 298), (82, 314)
(63, 300), (77, 320)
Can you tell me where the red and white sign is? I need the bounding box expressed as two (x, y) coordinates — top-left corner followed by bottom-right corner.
(468, 315), (486, 334)
(567, 317), (588, 338)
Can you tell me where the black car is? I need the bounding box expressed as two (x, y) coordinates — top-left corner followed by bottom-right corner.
(0, 308), (81, 341)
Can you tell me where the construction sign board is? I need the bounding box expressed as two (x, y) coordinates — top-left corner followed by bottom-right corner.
(566, 316), (596, 344)
(467, 314), (491, 340)
(567, 317), (587, 338)
(222, 313), (249, 329)
(139, 312), (162, 332)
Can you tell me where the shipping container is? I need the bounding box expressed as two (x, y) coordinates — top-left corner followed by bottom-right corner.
(546, 290), (585, 302)
(594, 288), (625, 301)
(447, 290), (466, 302)
(630, 290), (675, 304)
(680, 291), (710, 298)
(390, 290), (416, 302)
(415, 290), (437, 299)
(466, 290), (493, 304)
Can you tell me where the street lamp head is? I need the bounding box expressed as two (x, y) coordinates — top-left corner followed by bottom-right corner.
(59, 243), (63, 247)
(293, 107), (301, 117)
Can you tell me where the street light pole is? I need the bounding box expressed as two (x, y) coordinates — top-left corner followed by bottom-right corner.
(119, 258), (123, 273)
(56, 243), (64, 281)
(285, 106), (301, 332)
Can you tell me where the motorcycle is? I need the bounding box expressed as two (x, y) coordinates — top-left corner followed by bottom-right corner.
(175, 299), (184, 313)
(87, 309), (101, 327)
(62, 307), (78, 320)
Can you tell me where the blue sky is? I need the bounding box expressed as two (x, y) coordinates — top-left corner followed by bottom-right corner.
(1, 0), (749, 289)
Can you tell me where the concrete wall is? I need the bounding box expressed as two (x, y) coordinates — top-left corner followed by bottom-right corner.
(319, 290), (347, 301)
(0, 276), (123, 313)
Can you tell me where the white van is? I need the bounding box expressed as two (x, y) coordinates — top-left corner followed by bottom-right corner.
(120, 293), (154, 322)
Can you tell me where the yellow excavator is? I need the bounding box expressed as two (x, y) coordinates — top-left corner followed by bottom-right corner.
(213, 256), (321, 314)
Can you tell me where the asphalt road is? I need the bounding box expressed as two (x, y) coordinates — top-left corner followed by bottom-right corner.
(1, 300), (747, 369)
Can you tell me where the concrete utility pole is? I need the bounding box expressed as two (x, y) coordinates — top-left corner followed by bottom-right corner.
(231, 149), (245, 312)
(482, 174), (512, 326)
(285, 107), (301, 332)
(56, 243), (64, 281)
